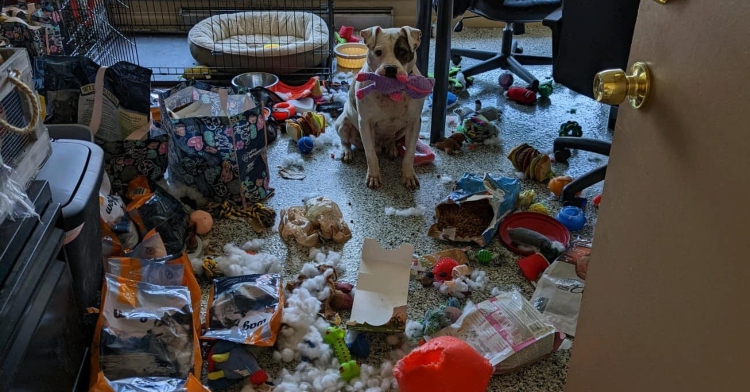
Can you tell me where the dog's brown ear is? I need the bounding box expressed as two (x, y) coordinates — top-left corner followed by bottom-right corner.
(400, 26), (422, 52)
(360, 26), (382, 50)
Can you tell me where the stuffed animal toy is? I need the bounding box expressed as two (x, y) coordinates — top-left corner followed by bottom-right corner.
(338, 25), (361, 43)
(506, 87), (538, 105)
(207, 341), (268, 390)
(435, 133), (466, 155)
(355, 72), (435, 101)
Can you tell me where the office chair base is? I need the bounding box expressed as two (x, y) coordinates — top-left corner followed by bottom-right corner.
(449, 23), (553, 90)
(561, 165), (608, 206)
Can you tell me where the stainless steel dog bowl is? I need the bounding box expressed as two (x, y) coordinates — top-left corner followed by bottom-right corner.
(231, 72), (279, 91)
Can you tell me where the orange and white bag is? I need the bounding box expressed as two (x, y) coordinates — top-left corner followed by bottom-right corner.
(204, 274), (284, 346)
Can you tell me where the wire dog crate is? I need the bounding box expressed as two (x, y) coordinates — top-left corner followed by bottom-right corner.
(107, 0), (335, 83)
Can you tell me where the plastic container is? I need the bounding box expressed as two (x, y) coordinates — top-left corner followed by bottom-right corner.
(334, 43), (368, 70)
(556, 206), (587, 231)
(36, 125), (104, 311)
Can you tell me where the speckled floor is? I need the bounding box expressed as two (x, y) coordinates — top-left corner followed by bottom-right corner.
(198, 25), (612, 391)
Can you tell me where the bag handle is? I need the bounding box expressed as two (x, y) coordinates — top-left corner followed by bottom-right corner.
(0, 68), (41, 136)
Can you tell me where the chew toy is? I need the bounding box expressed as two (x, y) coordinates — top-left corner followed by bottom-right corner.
(467, 249), (499, 265)
(355, 72), (435, 101)
(207, 341), (268, 390)
(338, 25), (361, 43)
(323, 326), (361, 381)
(506, 86), (537, 105)
(397, 137), (435, 165)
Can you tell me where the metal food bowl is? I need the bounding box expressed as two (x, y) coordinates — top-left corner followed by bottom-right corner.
(231, 72), (279, 91)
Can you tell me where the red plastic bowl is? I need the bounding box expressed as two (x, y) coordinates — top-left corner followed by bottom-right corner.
(499, 212), (571, 256)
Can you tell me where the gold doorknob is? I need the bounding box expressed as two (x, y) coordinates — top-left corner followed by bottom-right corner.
(593, 62), (652, 109)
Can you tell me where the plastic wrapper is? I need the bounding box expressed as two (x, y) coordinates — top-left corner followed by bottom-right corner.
(278, 196), (352, 247)
(90, 274), (202, 386)
(126, 176), (190, 255)
(428, 173), (520, 246)
(108, 256), (185, 287)
(0, 161), (39, 223)
(106, 252), (202, 341)
(204, 274), (284, 346)
(531, 260), (584, 336)
(90, 372), (209, 392)
(100, 190), (140, 250)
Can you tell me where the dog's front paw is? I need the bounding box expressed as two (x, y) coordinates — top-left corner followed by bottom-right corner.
(402, 170), (420, 190)
(366, 170), (382, 188)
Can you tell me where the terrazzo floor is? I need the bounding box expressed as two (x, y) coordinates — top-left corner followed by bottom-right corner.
(195, 25), (612, 391)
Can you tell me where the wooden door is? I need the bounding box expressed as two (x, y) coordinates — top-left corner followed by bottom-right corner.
(565, 1), (750, 391)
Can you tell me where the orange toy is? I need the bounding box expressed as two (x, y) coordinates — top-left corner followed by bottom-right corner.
(269, 77), (324, 102)
(394, 336), (493, 392)
(548, 175), (575, 197)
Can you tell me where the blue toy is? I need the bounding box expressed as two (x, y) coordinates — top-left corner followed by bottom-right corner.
(429, 91), (458, 109)
(297, 136), (314, 154)
(557, 206), (587, 231)
(346, 330), (370, 358)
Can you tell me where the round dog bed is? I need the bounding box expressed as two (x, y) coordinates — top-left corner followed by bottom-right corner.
(189, 11), (330, 74)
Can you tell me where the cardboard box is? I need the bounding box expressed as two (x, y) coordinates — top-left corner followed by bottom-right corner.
(431, 291), (557, 374)
(347, 239), (414, 333)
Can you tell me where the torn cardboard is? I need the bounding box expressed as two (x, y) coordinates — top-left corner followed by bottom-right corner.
(431, 290), (558, 374)
(347, 239), (414, 333)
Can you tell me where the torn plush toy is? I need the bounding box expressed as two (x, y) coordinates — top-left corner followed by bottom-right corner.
(278, 196), (352, 247)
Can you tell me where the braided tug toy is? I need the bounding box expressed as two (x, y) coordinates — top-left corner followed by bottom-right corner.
(355, 72), (435, 101)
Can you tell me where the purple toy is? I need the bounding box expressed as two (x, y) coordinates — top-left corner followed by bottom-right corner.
(355, 72), (435, 101)
(499, 72), (514, 91)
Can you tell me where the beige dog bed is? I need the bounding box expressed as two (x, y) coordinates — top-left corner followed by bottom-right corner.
(188, 11), (330, 74)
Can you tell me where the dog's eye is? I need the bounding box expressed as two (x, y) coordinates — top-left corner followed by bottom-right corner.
(375, 50), (382, 56)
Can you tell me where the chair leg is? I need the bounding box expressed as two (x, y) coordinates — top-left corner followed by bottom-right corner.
(460, 55), (507, 78)
(450, 48), (498, 61)
(506, 56), (539, 89)
(553, 137), (612, 156)
(430, 0), (454, 144)
(513, 54), (553, 66)
(561, 165), (608, 204)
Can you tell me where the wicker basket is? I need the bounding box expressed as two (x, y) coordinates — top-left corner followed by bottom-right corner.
(334, 43), (368, 70)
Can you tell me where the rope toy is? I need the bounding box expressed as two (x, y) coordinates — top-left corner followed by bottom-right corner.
(355, 72), (435, 101)
(207, 200), (276, 228)
(0, 68), (41, 137)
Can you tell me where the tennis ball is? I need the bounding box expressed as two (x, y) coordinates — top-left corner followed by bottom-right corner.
(297, 136), (314, 154)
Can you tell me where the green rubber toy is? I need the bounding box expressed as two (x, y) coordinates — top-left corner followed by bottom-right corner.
(467, 249), (499, 265)
(539, 82), (554, 98)
(559, 121), (583, 137)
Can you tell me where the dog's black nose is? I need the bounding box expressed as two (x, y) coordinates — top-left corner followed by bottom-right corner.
(384, 66), (398, 78)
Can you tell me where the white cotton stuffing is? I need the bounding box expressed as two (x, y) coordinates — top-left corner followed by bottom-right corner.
(332, 90), (349, 104)
(189, 257), (203, 276)
(551, 241), (566, 253)
(384, 205), (426, 217)
(241, 238), (265, 251)
(309, 248), (342, 269)
(405, 320), (425, 340)
(281, 153), (304, 168)
(311, 131), (339, 148)
(514, 171), (526, 179)
(440, 175), (454, 184)
(436, 269), (489, 299)
(213, 243), (282, 277)
(302, 193), (321, 203)
(483, 136), (502, 147)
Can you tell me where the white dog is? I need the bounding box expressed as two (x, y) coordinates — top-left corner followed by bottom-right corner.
(335, 26), (425, 190)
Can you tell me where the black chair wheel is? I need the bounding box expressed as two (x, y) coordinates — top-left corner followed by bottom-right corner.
(554, 148), (572, 163)
(451, 55), (462, 65)
(514, 46), (523, 54)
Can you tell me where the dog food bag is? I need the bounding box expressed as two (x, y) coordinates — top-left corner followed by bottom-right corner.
(108, 256), (185, 287)
(91, 372), (210, 392)
(108, 252), (202, 325)
(90, 274), (202, 387)
(428, 172), (520, 246)
(204, 274), (284, 346)
(125, 176), (190, 255)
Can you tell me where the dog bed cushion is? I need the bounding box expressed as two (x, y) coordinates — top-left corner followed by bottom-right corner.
(189, 11), (329, 74)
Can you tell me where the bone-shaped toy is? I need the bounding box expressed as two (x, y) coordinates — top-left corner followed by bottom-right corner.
(355, 72), (435, 101)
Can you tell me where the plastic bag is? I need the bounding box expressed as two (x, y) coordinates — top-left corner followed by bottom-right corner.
(90, 274), (201, 386)
(428, 173), (520, 246)
(108, 256), (185, 287)
(106, 252), (203, 343)
(0, 161), (39, 223)
(531, 260), (585, 336)
(204, 274), (284, 346)
(90, 372), (210, 392)
(126, 176), (189, 255)
(100, 190), (140, 250)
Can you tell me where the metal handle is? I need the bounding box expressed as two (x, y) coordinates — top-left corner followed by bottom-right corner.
(593, 62), (652, 109)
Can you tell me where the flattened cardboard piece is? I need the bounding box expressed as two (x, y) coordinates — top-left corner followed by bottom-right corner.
(348, 238), (414, 333)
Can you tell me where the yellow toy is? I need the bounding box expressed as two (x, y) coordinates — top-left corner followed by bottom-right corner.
(528, 203), (550, 215)
(516, 189), (536, 210)
(183, 65), (215, 80)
